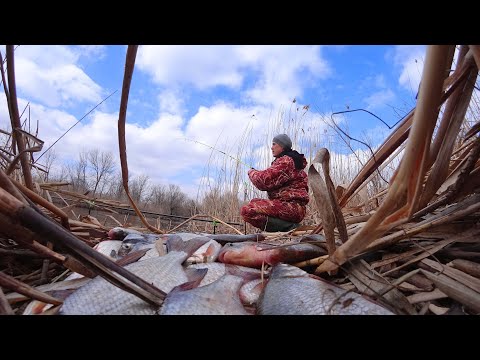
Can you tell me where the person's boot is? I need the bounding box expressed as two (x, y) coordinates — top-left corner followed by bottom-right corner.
(264, 216), (300, 232)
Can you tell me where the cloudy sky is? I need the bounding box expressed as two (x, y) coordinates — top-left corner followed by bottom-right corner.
(0, 45), (429, 198)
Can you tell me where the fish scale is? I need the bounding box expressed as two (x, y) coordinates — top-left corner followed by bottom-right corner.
(60, 237), (209, 315)
(160, 275), (249, 315)
(188, 262), (263, 287)
(257, 264), (394, 315)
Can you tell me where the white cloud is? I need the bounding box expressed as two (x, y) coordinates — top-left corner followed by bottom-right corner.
(136, 45), (331, 107)
(76, 45), (107, 60)
(374, 74), (387, 88)
(158, 89), (185, 115)
(391, 45), (426, 94)
(237, 45), (331, 106)
(10, 45), (103, 108)
(137, 45), (243, 90)
(363, 89), (395, 110)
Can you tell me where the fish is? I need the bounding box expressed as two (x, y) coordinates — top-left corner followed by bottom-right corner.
(119, 233), (221, 265)
(93, 240), (124, 259)
(187, 262), (264, 287)
(217, 241), (327, 268)
(159, 275), (249, 315)
(166, 232), (266, 245)
(64, 240), (123, 281)
(207, 233), (266, 245)
(257, 263), (394, 315)
(184, 239), (222, 265)
(117, 233), (166, 258)
(107, 227), (142, 240)
(59, 236), (209, 315)
(239, 279), (266, 307)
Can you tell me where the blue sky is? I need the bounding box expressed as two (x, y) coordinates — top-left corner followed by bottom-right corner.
(0, 45), (429, 197)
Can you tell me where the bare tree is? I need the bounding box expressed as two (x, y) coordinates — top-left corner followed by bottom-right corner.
(88, 149), (115, 196)
(145, 184), (167, 211)
(130, 174), (150, 205)
(67, 150), (89, 192)
(105, 170), (127, 200)
(165, 184), (188, 215)
(40, 149), (57, 182)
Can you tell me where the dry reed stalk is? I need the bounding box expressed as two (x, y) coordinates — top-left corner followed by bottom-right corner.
(0, 271), (63, 306)
(310, 148), (348, 244)
(380, 238), (458, 276)
(117, 45), (162, 234)
(11, 177), (70, 229)
(420, 268), (480, 313)
(448, 259), (480, 279)
(419, 55), (478, 208)
(469, 45), (480, 69)
(407, 288), (448, 304)
(0, 186), (166, 306)
(316, 46), (455, 273)
(366, 195), (480, 252)
(421, 258), (480, 294)
(5, 46), (34, 190)
(346, 260), (416, 314)
(168, 214), (201, 233)
(209, 214), (243, 235)
(337, 110), (413, 208)
(0, 287), (15, 315)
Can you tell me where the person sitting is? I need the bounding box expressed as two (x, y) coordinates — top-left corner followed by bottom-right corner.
(241, 134), (309, 232)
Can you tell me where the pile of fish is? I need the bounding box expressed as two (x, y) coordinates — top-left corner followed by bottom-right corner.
(18, 226), (393, 315)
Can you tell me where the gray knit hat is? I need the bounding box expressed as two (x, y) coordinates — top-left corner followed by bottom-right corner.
(273, 134), (292, 150)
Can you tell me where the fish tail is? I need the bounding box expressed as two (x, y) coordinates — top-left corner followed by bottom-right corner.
(166, 236), (210, 257)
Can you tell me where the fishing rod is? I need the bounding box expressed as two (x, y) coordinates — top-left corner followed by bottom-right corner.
(182, 137), (253, 169)
(34, 89), (118, 164)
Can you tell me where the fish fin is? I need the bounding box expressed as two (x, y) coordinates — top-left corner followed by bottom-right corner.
(225, 264), (263, 282)
(166, 236), (210, 257)
(115, 248), (149, 266)
(172, 268), (208, 292)
(204, 244), (215, 256)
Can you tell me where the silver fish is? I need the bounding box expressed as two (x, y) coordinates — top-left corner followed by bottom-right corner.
(184, 239), (222, 265)
(240, 279), (266, 306)
(117, 233), (163, 257)
(60, 237), (209, 315)
(119, 233), (220, 265)
(108, 227), (142, 240)
(257, 264), (394, 315)
(64, 240), (123, 281)
(159, 275), (249, 315)
(187, 262), (264, 287)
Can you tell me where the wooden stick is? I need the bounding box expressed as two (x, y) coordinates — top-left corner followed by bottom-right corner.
(0, 186), (166, 306)
(420, 268), (480, 313)
(448, 259), (480, 279)
(0, 271), (63, 305)
(469, 45), (480, 69)
(317, 46), (454, 274)
(209, 214), (243, 235)
(6, 46), (34, 190)
(116, 45), (163, 234)
(0, 287), (14, 315)
(11, 177), (70, 229)
(168, 214), (200, 233)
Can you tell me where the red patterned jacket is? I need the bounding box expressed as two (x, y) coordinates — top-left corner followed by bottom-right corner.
(248, 155), (309, 206)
